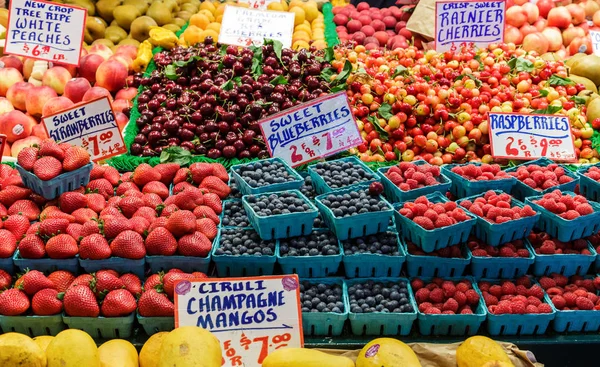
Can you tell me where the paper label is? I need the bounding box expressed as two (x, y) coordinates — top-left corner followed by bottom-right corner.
(237, 0), (280, 10)
(590, 30), (600, 56)
(219, 5), (294, 48)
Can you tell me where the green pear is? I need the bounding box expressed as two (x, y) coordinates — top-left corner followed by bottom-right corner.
(146, 2), (173, 26)
(113, 4), (141, 31)
(95, 0), (122, 23)
(130, 15), (158, 42)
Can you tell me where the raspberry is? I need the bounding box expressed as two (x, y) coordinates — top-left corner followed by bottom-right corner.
(499, 246), (516, 257)
(413, 203), (428, 216)
(501, 282), (517, 295)
(454, 291), (467, 306)
(465, 289), (480, 305)
(494, 301), (512, 314)
(516, 276), (531, 287)
(399, 183), (411, 191)
(564, 292), (578, 307)
(462, 164), (478, 178)
(469, 205), (484, 217)
(412, 172), (426, 184)
(444, 201), (457, 211)
(489, 285), (503, 298)
(495, 216), (511, 224)
(477, 282), (491, 292)
(424, 209), (439, 222)
(539, 241), (555, 254)
(424, 307), (441, 314)
(483, 294), (499, 306)
(429, 288), (444, 303)
(553, 274), (569, 287)
(538, 277), (556, 290)
(576, 204), (594, 216)
(510, 301), (527, 314)
(441, 281), (456, 297)
(442, 298), (459, 313)
(527, 296), (542, 306)
(516, 285), (529, 296)
(472, 249), (489, 257)
(537, 303), (553, 313)
(523, 178), (537, 188)
(460, 308), (473, 314)
(562, 210), (581, 220)
(406, 179), (419, 189)
(517, 249), (530, 257)
(520, 205), (537, 217)
(415, 288), (430, 303)
(411, 278), (425, 291)
(576, 296), (595, 310)
(442, 310), (456, 315)
(587, 293), (599, 304)
(431, 204), (446, 214)
(552, 295), (566, 310)
(435, 215), (454, 228)
(528, 285), (545, 299)
(418, 302), (433, 312)
(456, 282), (471, 293)
(559, 175), (573, 184)
(414, 216), (435, 230)
(525, 305), (539, 314)
(545, 287), (563, 296)
(414, 196), (429, 205)
(594, 277), (600, 290)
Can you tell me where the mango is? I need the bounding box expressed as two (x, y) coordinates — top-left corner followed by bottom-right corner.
(46, 329), (100, 367)
(356, 338), (421, 367)
(140, 332), (168, 367)
(33, 335), (54, 353)
(158, 326), (221, 367)
(99, 339), (138, 367)
(262, 348), (355, 367)
(456, 336), (514, 367)
(0, 332), (47, 367)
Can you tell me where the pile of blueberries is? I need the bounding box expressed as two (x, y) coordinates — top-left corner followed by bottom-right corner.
(319, 188), (390, 218)
(300, 281), (345, 313)
(311, 160), (377, 190)
(214, 228), (275, 256)
(246, 192), (313, 216)
(235, 160), (299, 188)
(228, 180), (242, 199)
(342, 232), (401, 256)
(221, 200), (249, 227)
(348, 280), (414, 314)
(300, 175), (317, 200)
(279, 230), (339, 257)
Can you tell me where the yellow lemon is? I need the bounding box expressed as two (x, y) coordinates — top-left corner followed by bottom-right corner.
(289, 6), (305, 26)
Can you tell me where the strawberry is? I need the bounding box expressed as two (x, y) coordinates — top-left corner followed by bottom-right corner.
(163, 272), (194, 298)
(48, 270), (75, 293)
(2, 174), (24, 188)
(39, 218), (70, 237)
(211, 163), (230, 182)
(160, 204), (179, 218)
(7, 200), (40, 221)
(101, 205), (122, 217)
(148, 217), (168, 233)
(39, 140), (66, 161)
(66, 223), (83, 241)
(32, 288), (63, 315)
(173, 168), (191, 184)
(68, 274), (93, 290)
(19, 270), (56, 295)
(87, 179), (114, 199)
(79, 234), (111, 260)
(90, 164), (107, 179)
(46, 234), (78, 259)
(118, 196), (145, 218)
(59, 192), (87, 214)
(120, 171), (133, 182)
(71, 208), (98, 224)
(93, 270), (124, 295)
(81, 220), (101, 237)
(33, 156), (63, 180)
(120, 273), (142, 297)
(0, 288), (30, 316)
(58, 142), (72, 152)
(18, 234), (46, 259)
(17, 146), (39, 171)
(199, 176), (231, 199)
(103, 216), (133, 239)
(0, 270), (10, 291)
(190, 163), (214, 185)
(63, 285), (100, 317)
(138, 289), (175, 316)
(62, 146), (90, 171)
(101, 289), (137, 317)
(202, 193), (222, 214)
(133, 207), (158, 223)
(196, 218), (217, 240)
(0, 203), (7, 218)
(172, 188), (204, 211)
(0, 229), (17, 258)
(110, 230), (146, 259)
(133, 164), (161, 187)
(129, 216), (150, 235)
(103, 166), (121, 186)
(143, 274), (163, 293)
(142, 181), (170, 200)
(86, 193), (106, 213)
(166, 210), (197, 237)
(193, 206), (220, 224)
(143, 193), (163, 208)
(173, 182), (195, 194)
(123, 190), (144, 199)
(145, 227), (178, 256)
(0, 186), (31, 207)
(155, 163), (180, 186)
(5, 214), (31, 239)
(178, 232), (212, 257)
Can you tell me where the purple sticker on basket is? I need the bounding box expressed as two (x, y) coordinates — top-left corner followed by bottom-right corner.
(282, 276), (298, 291)
(365, 344), (380, 358)
(175, 280), (191, 295)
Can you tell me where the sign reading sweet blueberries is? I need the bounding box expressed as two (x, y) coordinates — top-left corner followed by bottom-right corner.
(219, 5), (294, 48)
(174, 275), (303, 367)
(435, 0), (505, 53)
(259, 92), (363, 167)
(5, 0), (86, 66)
(488, 112), (577, 162)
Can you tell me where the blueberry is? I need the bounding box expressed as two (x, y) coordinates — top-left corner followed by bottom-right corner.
(322, 188), (389, 218)
(235, 160), (298, 188)
(300, 175), (317, 200)
(300, 281), (344, 313)
(214, 228), (275, 256)
(342, 232), (401, 255)
(228, 180), (243, 199)
(348, 280), (414, 314)
(247, 192), (313, 217)
(280, 230), (339, 257)
(312, 161), (377, 190)
(221, 200), (250, 227)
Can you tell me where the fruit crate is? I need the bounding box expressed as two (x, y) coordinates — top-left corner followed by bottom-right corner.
(466, 246), (534, 279)
(231, 158), (304, 196)
(16, 162), (93, 200)
(301, 278), (348, 336)
(548, 276), (600, 333)
(145, 254), (211, 274)
(308, 156), (381, 195)
(577, 163), (600, 201)
(377, 160), (452, 203)
(457, 191), (541, 246)
(525, 191), (600, 242)
(219, 199), (250, 228)
(315, 184), (394, 241)
(79, 257), (145, 278)
(342, 231), (406, 278)
(525, 239), (596, 277)
(13, 251), (79, 274)
(277, 230), (343, 278)
(406, 246), (471, 278)
(242, 190), (318, 240)
(346, 277), (417, 336)
(62, 313), (135, 338)
(474, 279), (556, 336)
(212, 229), (276, 277)
(0, 252), (14, 274)
(0, 314), (65, 337)
(137, 314), (174, 336)
(504, 157), (579, 201)
(393, 192), (477, 253)
(441, 162), (516, 198)
(416, 277), (487, 336)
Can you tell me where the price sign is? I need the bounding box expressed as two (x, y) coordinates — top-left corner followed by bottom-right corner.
(435, 0), (505, 53)
(4, 0), (86, 66)
(174, 275), (303, 367)
(590, 30), (600, 55)
(488, 112), (577, 162)
(259, 92), (363, 167)
(0, 134), (6, 162)
(237, 0), (280, 10)
(219, 5), (294, 48)
(41, 96), (126, 162)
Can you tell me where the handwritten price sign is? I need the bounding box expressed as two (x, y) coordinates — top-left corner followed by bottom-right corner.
(174, 275), (303, 367)
(488, 112), (577, 162)
(219, 6), (294, 48)
(41, 96), (126, 162)
(435, 0), (505, 53)
(5, 0), (86, 66)
(237, 0), (280, 10)
(259, 92), (363, 167)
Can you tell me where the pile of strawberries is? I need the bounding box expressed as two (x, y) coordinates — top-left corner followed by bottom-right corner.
(459, 190), (537, 224)
(528, 231), (592, 255)
(17, 139), (91, 181)
(509, 164), (574, 191)
(467, 237), (531, 258)
(0, 269), (70, 316)
(384, 162), (442, 191)
(450, 164), (511, 181)
(398, 196), (470, 230)
(532, 190), (595, 220)
(412, 278), (480, 315)
(138, 269), (207, 317)
(583, 166), (600, 182)
(407, 242), (464, 258)
(478, 277), (553, 315)
(539, 274), (600, 311)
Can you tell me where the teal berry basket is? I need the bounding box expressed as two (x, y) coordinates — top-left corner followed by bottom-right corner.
(308, 156), (381, 195)
(145, 254), (211, 274)
(301, 278), (348, 336)
(548, 276), (600, 333)
(62, 313), (135, 339)
(242, 190), (318, 240)
(346, 277), (417, 336)
(406, 246), (471, 278)
(211, 228), (276, 277)
(457, 190), (540, 246)
(393, 192), (477, 253)
(341, 231), (406, 278)
(315, 184), (394, 241)
(277, 229), (343, 278)
(137, 313), (175, 335)
(525, 191), (600, 242)
(0, 314), (65, 337)
(230, 158), (303, 196)
(441, 162), (516, 199)
(377, 160), (451, 204)
(0, 251), (15, 274)
(504, 157), (578, 201)
(466, 245), (534, 279)
(526, 239), (596, 277)
(16, 163), (93, 200)
(13, 251), (79, 274)
(577, 163), (600, 201)
(79, 257), (145, 278)
(219, 199), (250, 228)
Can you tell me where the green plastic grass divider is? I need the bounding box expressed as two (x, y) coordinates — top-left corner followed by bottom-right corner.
(323, 2), (340, 47)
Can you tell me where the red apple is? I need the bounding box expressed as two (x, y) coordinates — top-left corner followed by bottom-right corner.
(25, 86), (58, 117)
(504, 25), (524, 44)
(31, 123), (49, 139)
(0, 97), (14, 114)
(42, 96), (75, 117)
(361, 25), (375, 37)
(382, 16), (397, 29)
(115, 44), (138, 60)
(352, 31), (366, 44)
(347, 19), (362, 33)
(521, 3), (539, 24)
(594, 9), (600, 26)
(0, 110), (36, 143)
(506, 6), (528, 28)
(568, 36), (592, 55)
(0, 68), (24, 97)
(108, 54), (133, 72)
(566, 4), (586, 24)
(520, 24), (537, 37)
(563, 26), (586, 46)
(115, 87), (138, 101)
(42, 66), (72, 95)
(88, 44), (114, 61)
(82, 87), (113, 103)
(522, 32), (549, 55)
(358, 14), (371, 26)
(111, 99), (132, 114)
(548, 7), (573, 28)
(334, 14), (348, 25)
(95, 60), (128, 93)
(6, 82), (33, 111)
(115, 111), (128, 132)
(534, 19), (548, 32)
(64, 77), (92, 104)
(373, 31), (389, 46)
(0, 56), (23, 73)
(78, 54), (104, 84)
(542, 27), (564, 51)
(371, 19), (385, 32)
(537, 0), (555, 17)
(11, 135), (42, 158)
